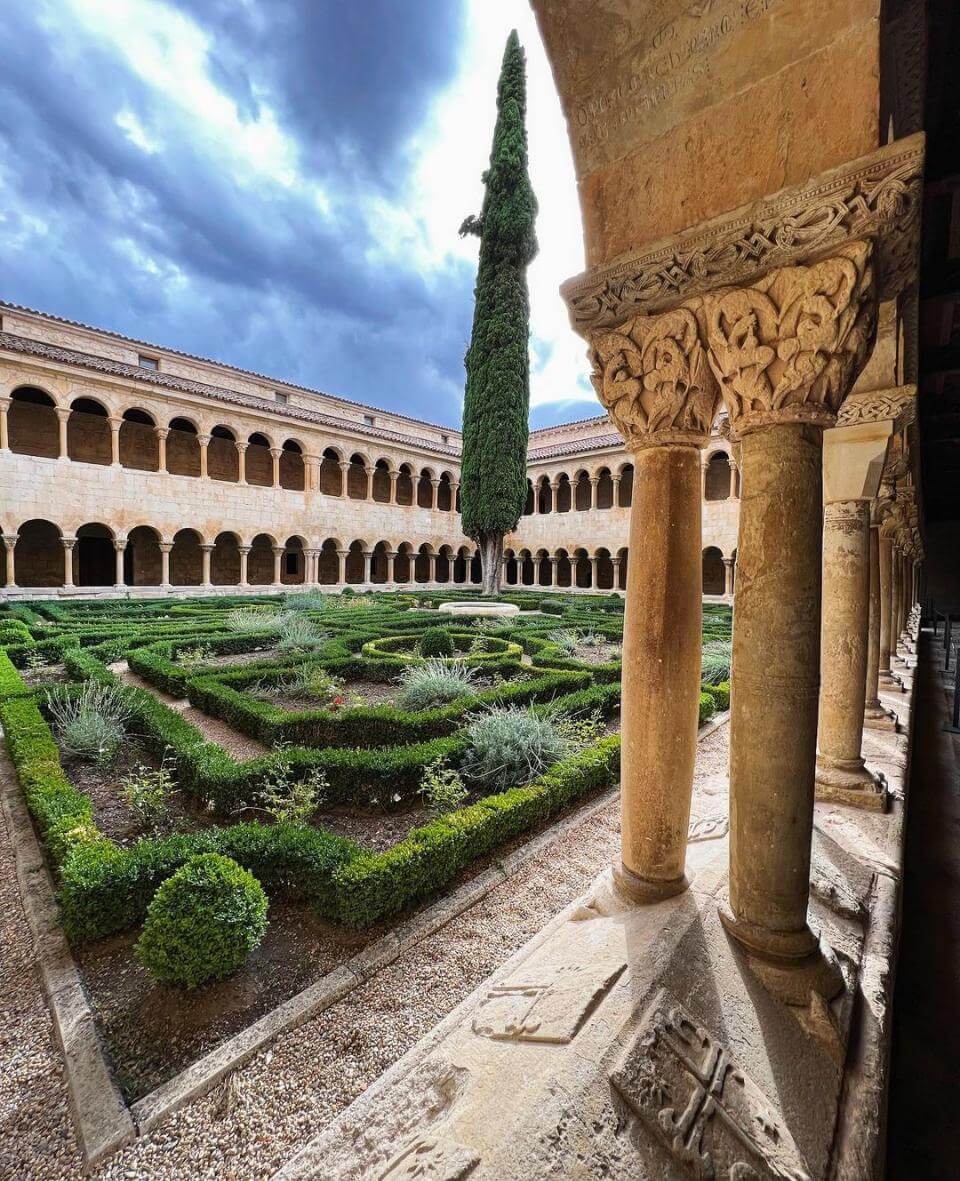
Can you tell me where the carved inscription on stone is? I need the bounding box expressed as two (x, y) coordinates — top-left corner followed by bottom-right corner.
(472, 960), (626, 1044)
(378, 1137), (479, 1181)
(612, 990), (811, 1180)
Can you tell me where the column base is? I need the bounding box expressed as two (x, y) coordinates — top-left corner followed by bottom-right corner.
(718, 904), (844, 1006)
(815, 757), (888, 811)
(863, 702), (899, 731)
(612, 862), (689, 905)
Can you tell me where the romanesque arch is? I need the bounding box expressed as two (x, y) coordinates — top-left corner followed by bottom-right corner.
(9, 387), (58, 458)
(67, 397), (111, 465)
(702, 546), (725, 596)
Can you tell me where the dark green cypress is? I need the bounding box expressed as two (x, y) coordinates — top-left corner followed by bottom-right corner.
(459, 29), (538, 595)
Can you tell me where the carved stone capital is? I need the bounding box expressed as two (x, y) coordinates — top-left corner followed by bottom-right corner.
(589, 303), (720, 450)
(702, 241), (877, 436)
(837, 383), (916, 430)
(562, 133), (923, 333)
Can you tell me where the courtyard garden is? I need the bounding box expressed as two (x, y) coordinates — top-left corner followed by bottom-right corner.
(0, 589), (731, 1104)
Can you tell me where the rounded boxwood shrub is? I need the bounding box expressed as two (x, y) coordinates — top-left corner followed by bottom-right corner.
(135, 853), (268, 988)
(421, 628), (455, 658)
(539, 599), (564, 616)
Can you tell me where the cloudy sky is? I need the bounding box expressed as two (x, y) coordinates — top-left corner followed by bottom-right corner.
(0, 0), (598, 430)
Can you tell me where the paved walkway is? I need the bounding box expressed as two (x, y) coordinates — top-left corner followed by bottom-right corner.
(887, 634), (960, 1179)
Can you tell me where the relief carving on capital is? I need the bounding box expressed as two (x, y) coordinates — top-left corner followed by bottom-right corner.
(703, 241), (877, 436)
(589, 305), (720, 450)
(836, 384), (916, 429)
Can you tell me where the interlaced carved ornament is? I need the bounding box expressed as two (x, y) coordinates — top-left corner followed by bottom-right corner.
(589, 305), (720, 449)
(836, 384), (916, 429)
(702, 241), (877, 435)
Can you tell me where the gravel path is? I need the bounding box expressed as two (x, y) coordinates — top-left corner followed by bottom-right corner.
(1, 720), (729, 1179)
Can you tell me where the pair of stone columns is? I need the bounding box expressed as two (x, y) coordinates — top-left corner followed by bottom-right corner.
(590, 239), (878, 1004)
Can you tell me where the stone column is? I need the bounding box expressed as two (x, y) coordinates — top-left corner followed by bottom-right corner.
(611, 556), (621, 590)
(365, 466), (375, 500)
(547, 556), (557, 587)
(386, 550), (398, 585)
(864, 524), (897, 728)
(722, 557), (734, 596)
(589, 303), (720, 901)
(612, 474), (622, 507)
(431, 554), (440, 584)
(113, 537), (127, 587)
(269, 448), (282, 488)
(589, 476), (599, 509)
(272, 545), (285, 587)
(61, 536), (77, 587)
(236, 442), (248, 484)
(429, 478), (439, 510)
(56, 407), (70, 459)
(200, 543), (214, 588)
(108, 416), (123, 466)
(450, 481), (460, 512)
(197, 434), (210, 479)
(704, 241), (876, 1004)
(700, 453), (709, 500)
(878, 529), (896, 685)
(238, 545), (250, 587)
(549, 479), (560, 513)
(159, 542), (173, 589)
(588, 554), (599, 587)
(727, 454), (739, 498)
(889, 544), (902, 664)
(156, 427), (169, 473)
(339, 460), (351, 497)
(363, 550), (373, 584)
(2, 534), (17, 587)
(303, 455), (319, 493)
(389, 470), (399, 504)
(0, 397), (10, 450)
(336, 548), (347, 584)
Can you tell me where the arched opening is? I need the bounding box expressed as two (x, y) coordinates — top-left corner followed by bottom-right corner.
(318, 538), (340, 584)
(437, 472), (453, 512)
(212, 532), (241, 585)
(469, 550), (482, 584)
(595, 548), (615, 590)
(596, 468), (614, 510)
(120, 408), (158, 471)
(537, 476), (552, 514)
(504, 549), (519, 586)
(247, 433), (273, 487)
(14, 519), (63, 586)
(209, 426), (239, 482)
(705, 452), (732, 501)
(319, 448), (343, 495)
(345, 540), (366, 584)
(619, 464), (634, 507)
(574, 471), (592, 511)
(280, 440), (305, 491)
(282, 536), (306, 584)
(415, 544), (433, 583)
(453, 547), (470, 584)
(395, 464), (414, 507)
(702, 546), (725, 596)
(249, 534), (275, 585)
(170, 529), (203, 585)
(436, 545), (453, 583)
(394, 543), (412, 584)
(555, 549), (572, 588)
(520, 550), (536, 585)
(372, 459), (392, 503)
(574, 547), (592, 589)
(68, 398), (111, 465)
(555, 473), (572, 513)
(347, 454), (368, 500)
(125, 525), (162, 586)
(9, 388), (58, 458)
(617, 547), (628, 590)
(371, 541), (391, 584)
(537, 549), (551, 586)
(167, 418), (201, 478)
(416, 469), (434, 509)
(75, 522), (115, 586)
(523, 479), (535, 515)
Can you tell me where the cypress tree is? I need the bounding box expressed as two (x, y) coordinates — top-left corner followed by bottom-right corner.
(459, 29), (538, 596)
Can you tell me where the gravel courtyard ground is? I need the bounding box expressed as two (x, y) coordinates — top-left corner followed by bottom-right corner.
(0, 721), (729, 1180)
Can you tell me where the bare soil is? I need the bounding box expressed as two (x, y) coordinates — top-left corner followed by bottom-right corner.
(76, 903), (372, 1102)
(312, 801), (433, 851)
(573, 642), (622, 665)
(203, 647), (280, 668)
(21, 662), (69, 687)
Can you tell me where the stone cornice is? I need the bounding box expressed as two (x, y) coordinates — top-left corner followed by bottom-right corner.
(561, 133), (924, 334)
(836, 384), (917, 430)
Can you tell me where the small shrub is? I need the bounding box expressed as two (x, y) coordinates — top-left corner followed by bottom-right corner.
(135, 853), (269, 989)
(708, 681), (730, 711)
(701, 639), (732, 686)
(178, 644), (214, 672)
(547, 628), (579, 655)
(276, 613), (327, 651)
(539, 598), (564, 615)
(281, 665), (344, 704)
(24, 648), (48, 672)
(284, 591), (328, 612)
(577, 631), (606, 649)
(551, 708), (606, 751)
(259, 761), (328, 824)
(420, 629), (455, 658)
(46, 682), (130, 765)
(699, 692), (717, 726)
(460, 705), (566, 793)
(396, 659), (477, 711)
(225, 608), (281, 634)
(120, 757), (175, 832)
(419, 758), (468, 816)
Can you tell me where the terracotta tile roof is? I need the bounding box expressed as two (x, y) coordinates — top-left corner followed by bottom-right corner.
(528, 432), (624, 460)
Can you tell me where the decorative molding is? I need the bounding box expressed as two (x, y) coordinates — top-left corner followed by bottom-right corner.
(562, 133), (923, 334)
(612, 989), (810, 1180)
(836, 384), (916, 429)
(589, 305), (720, 449)
(703, 241), (877, 435)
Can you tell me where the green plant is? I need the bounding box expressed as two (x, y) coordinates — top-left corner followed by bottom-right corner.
(24, 647), (48, 672)
(178, 643), (214, 672)
(701, 638), (732, 686)
(279, 665), (345, 704)
(460, 705), (565, 793)
(577, 631), (606, 649)
(276, 612), (327, 652)
(551, 708), (606, 751)
(120, 757), (175, 832)
(225, 607), (281, 633)
(258, 759), (328, 825)
(547, 628), (579, 655)
(396, 658), (477, 711)
(284, 591), (328, 612)
(134, 853), (269, 989)
(420, 628), (455, 658)
(708, 681), (730, 711)
(458, 31), (538, 594)
(539, 598), (563, 616)
(419, 758), (469, 817)
(46, 681), (130, 765)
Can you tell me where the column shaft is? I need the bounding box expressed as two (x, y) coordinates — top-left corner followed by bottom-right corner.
(114, 541), (126, 587)
(618, 444), (702, 897)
